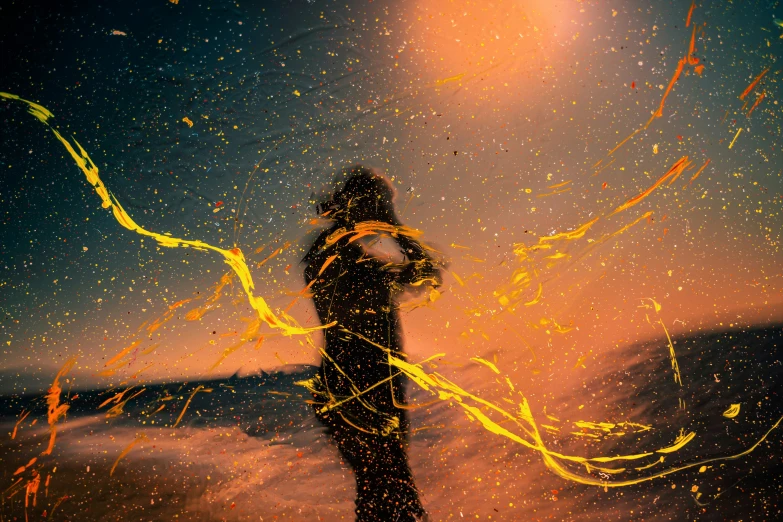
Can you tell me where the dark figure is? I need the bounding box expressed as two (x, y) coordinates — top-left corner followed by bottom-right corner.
(303, 166), (439, 522)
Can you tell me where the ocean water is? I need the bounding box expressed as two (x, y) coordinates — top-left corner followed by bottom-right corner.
(1, 325), (780, 520)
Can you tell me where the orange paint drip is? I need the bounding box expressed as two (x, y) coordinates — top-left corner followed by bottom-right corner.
(746, 91), (766, 117)
(11, 410), (30, 439)
(607, 211), (653, 238)
(255, 241), (290, 268)
(110, 433), (148, 476)
(686, 26), (700, 66)
(185, 272), (234, 321)
(42, 358), (77, 456)
(689, 159), (711, 184)
(13, 457), (37, 476)
(25, 472), (41, 509)
(104, 340), (142, 369)
(686, 0), (696, 27)
(318, 254), (339, 276)
(611, 157), (690, 215)
(98, 387), (146, 418)
(325, 221), (425, 245)
(209, 318), (262, 370)
(146, 297), (198, 334)
(651, 57), (688, 123)
(739, 68), (769, 100)
(605, 21), (704, 159)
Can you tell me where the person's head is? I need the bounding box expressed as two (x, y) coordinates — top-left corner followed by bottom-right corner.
(321, 165), (401, 226)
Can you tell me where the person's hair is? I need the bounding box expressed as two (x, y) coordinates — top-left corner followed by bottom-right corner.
(328, 165), (401, 226)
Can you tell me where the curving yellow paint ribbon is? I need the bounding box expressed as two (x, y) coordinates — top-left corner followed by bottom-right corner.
(1, 92), (329, 337)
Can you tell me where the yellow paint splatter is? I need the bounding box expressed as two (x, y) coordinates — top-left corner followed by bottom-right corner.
(723, 404), (741, 418)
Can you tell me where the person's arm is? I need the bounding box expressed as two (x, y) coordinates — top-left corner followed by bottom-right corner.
(394, 234), (441, 287)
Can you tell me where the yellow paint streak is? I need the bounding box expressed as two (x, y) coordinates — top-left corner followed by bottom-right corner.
(104, 340), (142, 369)
(523, 283), (543, 306)
(635, 456), (665, 471)
(470, 357), (500, 374)
(536, 187), (571, 198)
(434, 73), (466, 86)
(609, 212), (653, 238)
(99, 388), (146, 418)
(728, 128), (743, 149)
(255, 241), (290, 268)
(659, 318), (682, 386)
(573, 350), (593, 369)
(1, 92), (325, 338)
(657, 430), (696, 454)
(390, 354), (783, 486)
(540, 218), (600, 243)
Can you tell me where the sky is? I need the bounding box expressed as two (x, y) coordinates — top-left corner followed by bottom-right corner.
(1, 0), (781, 396)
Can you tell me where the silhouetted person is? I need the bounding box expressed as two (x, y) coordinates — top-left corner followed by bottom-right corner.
(303, 166), (440, 522)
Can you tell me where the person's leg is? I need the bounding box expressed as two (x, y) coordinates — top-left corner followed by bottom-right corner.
(313, 398), (425, 520)
(313, 406), (377, 521)
(370, 436), (425, 520)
